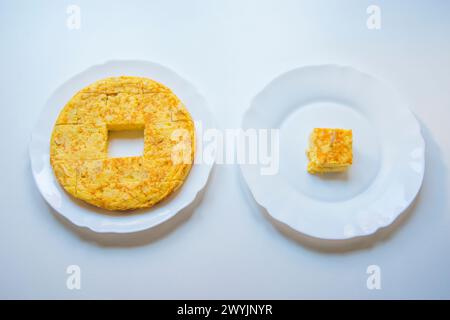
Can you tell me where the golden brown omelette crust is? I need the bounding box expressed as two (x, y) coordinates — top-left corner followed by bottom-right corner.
(50, 76), (195, 211)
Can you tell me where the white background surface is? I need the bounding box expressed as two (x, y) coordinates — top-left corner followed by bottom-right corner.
(1, 0), (449, 299)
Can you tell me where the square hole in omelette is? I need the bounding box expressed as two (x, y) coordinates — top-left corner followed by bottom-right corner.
(107, 130), (145, 158)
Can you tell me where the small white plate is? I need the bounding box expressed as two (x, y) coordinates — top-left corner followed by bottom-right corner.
(241, 65), (425, 240)
(30, 60), (215, 233)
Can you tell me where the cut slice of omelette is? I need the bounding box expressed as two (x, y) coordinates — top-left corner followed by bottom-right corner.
(306, 128), (352, 174)
(50, 76), (195, 211)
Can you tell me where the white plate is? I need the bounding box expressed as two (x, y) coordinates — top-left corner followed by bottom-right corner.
(241, 65), (425, 240)
(30, 60), (215, 233)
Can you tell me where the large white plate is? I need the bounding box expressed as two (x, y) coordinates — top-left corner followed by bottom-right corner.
(241, 65), (425, 240)
(30, 60), (215, 233)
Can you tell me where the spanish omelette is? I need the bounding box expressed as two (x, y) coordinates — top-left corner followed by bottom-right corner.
(306, 128), (353, 174)
(50, 76), (195, 211)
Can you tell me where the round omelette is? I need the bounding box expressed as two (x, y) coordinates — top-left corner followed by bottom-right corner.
(50, 76), (195, 211)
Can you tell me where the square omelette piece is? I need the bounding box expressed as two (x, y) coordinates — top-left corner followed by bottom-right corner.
(105, 92), (145, 130)
(56, 92), (107, 125)
(76, 157), (144, 210)
(140, 78), (171, 94)
(144, 120), (195, 160)
(141, 93), (191, 123)
(50, 124), (108, 160)
(306, 128), (352, 174)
